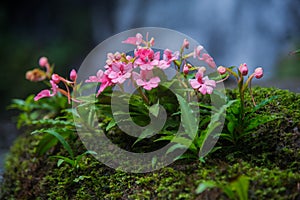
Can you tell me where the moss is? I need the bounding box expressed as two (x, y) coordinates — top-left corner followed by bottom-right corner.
(1, 87), (300, 199)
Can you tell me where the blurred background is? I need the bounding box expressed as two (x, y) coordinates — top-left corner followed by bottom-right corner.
(0, 0), (300, 172)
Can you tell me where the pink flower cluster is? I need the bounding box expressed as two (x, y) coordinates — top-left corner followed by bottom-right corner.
(86, 33), (179, 96)
(26, 57), (78, 103)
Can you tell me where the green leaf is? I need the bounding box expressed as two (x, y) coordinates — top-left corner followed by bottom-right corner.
(196, 181), (216, 194)
(50, 155), (75, 167)
(171, 137), (197, 152)
(230, 175), (249, 200)
(251, 95), (278, 113)
(106, 119), (116, 131)
(166, 143), (187, 154)
(198, 100), (236, 156)
(44, 130), (74, 159)
(36, 134), (58, 156)
(227, 121), (235, 134)
(175, 94), (198, 140)
(75, 150), (97, 164)
(133, 128), (157, 146)
(149, 100), (160, 117)
(57, 159), (65, 167)
(244, 115), (278, 132)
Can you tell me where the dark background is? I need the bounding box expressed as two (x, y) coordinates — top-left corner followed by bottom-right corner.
(0, 0), (299, 163)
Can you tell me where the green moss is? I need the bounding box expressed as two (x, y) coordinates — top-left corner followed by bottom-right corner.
(1, 87), (300, 199)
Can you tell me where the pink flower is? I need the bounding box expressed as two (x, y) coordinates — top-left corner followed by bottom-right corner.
(122, 33), (143, 46)
(239, 63), (248, 76)
(133, 70), (160, 90)
(183, 64), (189, 75)
(25, 69), (46, 82)
(51, 74), (61, 84)
(194, 45), (204, 59)
(86, 70), (104, 83)
(149, 37), (155, 46)
(39, 57), (48, 67)
(182, 39), (189, 49)
(189, 68), (216, 95)
(201, 53), (216, 68)
(85, 69), (113, 96)
(70, 69), (77, 81)
(34, 80), (58, 101)
(254, 67), (263, 79)
(134, 48), (160, 70)
(106, 62), (132, 84)
(163, 49), (179, 64)
(217, 66), (227, 75)
(34, 90), (52, 101)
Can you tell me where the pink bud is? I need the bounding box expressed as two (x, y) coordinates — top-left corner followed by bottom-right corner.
(39, 57), (48, 67)
(239, 63), (248, 76)
(254, 67), (263, 79)
(194, 45), (203, 58)
(51, 74), (61, 84)
(217, 66), (227, 75)
(183, 64), (189, 75)
(182, 39), (189, 49)
(70, 69), (77, 81)
(149, 37), (155, 46)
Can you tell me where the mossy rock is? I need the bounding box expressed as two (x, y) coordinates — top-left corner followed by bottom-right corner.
(1, 87), (300, 199)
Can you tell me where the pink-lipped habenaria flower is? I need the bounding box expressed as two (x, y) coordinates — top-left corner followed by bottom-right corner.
(163, 49), (179, 64)
(193, 46), (216, 68)
(193, 45), (204, 59)
(133, 70), (161, 91)
(106, 52), (122, 65)
(85, 69), (113, 96)
(239, 63), (248, 76)
(106, 62), (132, 84)
(201, 53), (217, 68)
(134, 47), (160, 70)
(122, 33), (143, 46)
(34, 80), (58, 101)
(189, 67), (216, 95)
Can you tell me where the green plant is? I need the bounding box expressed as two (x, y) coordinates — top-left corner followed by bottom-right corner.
(196, 175), (250, 200)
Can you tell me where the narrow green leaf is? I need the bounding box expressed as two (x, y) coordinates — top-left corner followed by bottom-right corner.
(133, 128), (157, 146)
(45, 130), (74, 159)
(37, 134), (58, 156)
(175, 94), (198, 139)
(51, 155), (74, 166)
(166, 143), (187, 154)
(106, 119), (116, 131)
(196, 181), (216, 194)
(149, 100), (160, 117)
(227, 121), (235, 134)
(230, 175), (249, 200)
(57, 159), (65, 167)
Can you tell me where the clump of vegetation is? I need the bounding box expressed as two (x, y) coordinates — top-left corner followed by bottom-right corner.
(1, 34), (300, 199)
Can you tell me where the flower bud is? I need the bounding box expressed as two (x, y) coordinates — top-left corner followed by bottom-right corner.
(239, 63), (248, 76)
(254, 67), (263, 79)
(51, 74), (61, 84)
(39, 57), (48, 67)
(182, 39), (189, 49)
(70, 69), (77, 81)
(217, 66), (227, 75)
(183, 64), (189, 75)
